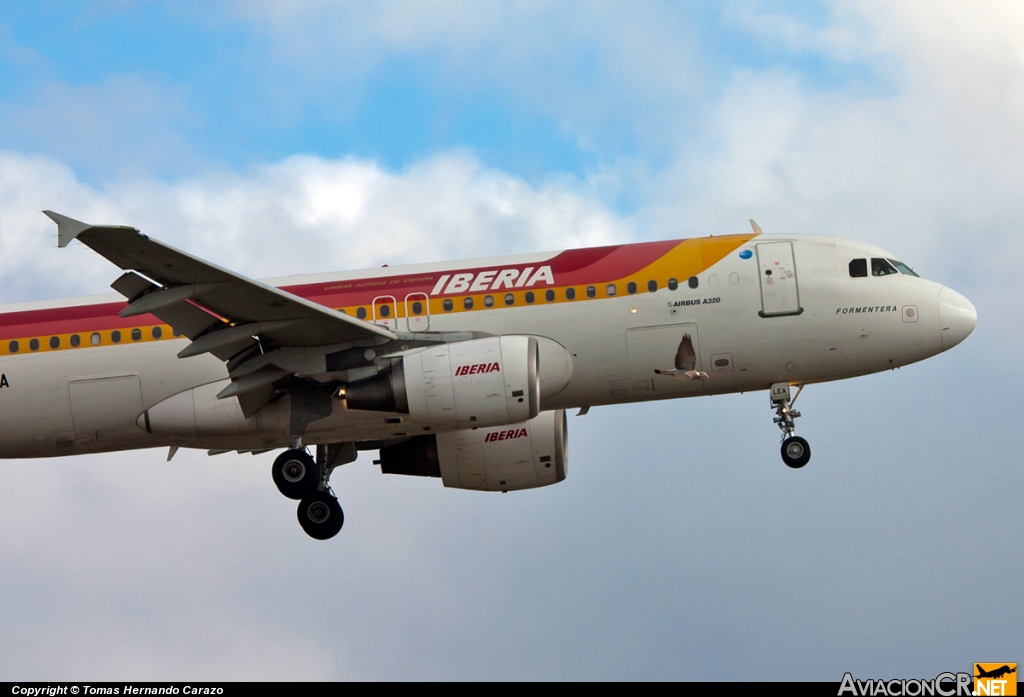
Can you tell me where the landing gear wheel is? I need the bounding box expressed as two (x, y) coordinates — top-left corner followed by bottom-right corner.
(781, 436), (811, 469)
(272, 449), (319, 500)
(297, 492), (344, 540)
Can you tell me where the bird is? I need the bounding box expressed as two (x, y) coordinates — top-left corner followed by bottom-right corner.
(654, 333), (709, 380)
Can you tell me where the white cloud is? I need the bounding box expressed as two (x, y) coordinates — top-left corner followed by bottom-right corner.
(0, 149), (627, 305)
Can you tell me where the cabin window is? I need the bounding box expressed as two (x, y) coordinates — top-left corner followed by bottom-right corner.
(70, 334), (81, 347)
(356, 307), (367, 319)
(484, 295), (494, 307)
(504, 293), (515, 306)
(29, 338), (39, 351)
(525, 291), (535, 304)
(871, 258), (898, 276)
(90, 333), (101, 345)
(378, 305), (390, 318)
(152, 327), (162, 339)
(606, 284), (617, 296)
(443, 299), (454, 312)
(668, 278), (678, 291)
(648, 280), (658, 293)
(586, 286), (596, 298)
(728, 272), (740, 285)
(627, 282), (637, 294)
(890, 260), (919, 277)
(411, 301), (423, 315)
(49, 336), (60, 349)
(131, 328), (142, 341)
(8, 340), (18, 353)
(849, 259), (867, 277)
(565, 287), (576, 300)
(545, 289), (555, 302)
(688, 276), (699, 289)
(463, 297), (474, 310)
(111, 330), (122, 343)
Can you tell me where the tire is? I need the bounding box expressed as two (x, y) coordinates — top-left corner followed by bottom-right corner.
(272, 449), (319, 500)
(297, 492), (344, 540)
(781, 436), (811, 469)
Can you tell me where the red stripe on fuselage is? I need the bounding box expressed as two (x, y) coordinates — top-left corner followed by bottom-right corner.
(0, 302), (160, 340)
(279, 241), (677, 308)
(0, 238), (690, 339)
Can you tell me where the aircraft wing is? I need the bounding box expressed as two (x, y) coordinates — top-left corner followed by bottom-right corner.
(45, 211), (397, 415)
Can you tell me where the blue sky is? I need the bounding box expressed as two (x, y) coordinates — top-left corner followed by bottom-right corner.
(0, 0), (1021, 681)
(0, 2), (889, 187)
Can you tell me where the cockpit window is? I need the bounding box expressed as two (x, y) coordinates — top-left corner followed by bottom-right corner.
(889, 259), (919, 277)
(871, 258), (898, 276)
(849, 259), (867, 277)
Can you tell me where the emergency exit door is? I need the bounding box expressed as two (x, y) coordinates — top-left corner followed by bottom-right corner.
(372, 295), (397, 330)
(405, 293), (430, 331)
(756, 242), (803, 317)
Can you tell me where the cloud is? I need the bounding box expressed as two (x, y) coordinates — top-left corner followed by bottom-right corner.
(0, 149), (627, 305)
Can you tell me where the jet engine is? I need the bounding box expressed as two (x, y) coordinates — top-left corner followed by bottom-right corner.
(346, 335), (543, 429)
(378, 409), (568, 492)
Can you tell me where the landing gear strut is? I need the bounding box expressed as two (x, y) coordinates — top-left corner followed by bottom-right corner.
(271, 444), (344, 540)
(770, 382), (811, 468)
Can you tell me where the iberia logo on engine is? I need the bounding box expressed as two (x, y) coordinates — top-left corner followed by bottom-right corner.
(485, 428), (528, 443)
(455, 362), (500, 376)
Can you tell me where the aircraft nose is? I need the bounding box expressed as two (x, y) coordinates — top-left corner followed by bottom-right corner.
(938, 286), (977, 350)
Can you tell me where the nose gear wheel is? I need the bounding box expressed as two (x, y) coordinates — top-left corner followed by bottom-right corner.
(770, 383), (811, 468)
(781, 435), (811, 468)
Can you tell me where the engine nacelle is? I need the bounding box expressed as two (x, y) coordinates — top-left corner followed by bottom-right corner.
(346, 335), (543, 428)
(379, 409), (568, 492)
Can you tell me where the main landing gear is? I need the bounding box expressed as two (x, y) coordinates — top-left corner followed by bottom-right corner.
(770, 382), (811, 469)
(272, 446), (344, 540)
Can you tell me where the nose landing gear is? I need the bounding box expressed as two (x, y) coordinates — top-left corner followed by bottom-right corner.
(770, 382), (811, 468)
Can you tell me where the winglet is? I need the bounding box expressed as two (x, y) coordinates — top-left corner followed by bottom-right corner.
(749, 219), (763, 235)
(43, 210), (91, 248)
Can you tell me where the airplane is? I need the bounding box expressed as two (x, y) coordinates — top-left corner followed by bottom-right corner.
(0, 213), (976, 539)
(976, 665), (1016, 680)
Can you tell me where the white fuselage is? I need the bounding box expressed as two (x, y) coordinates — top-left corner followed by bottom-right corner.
(0, 234), (975, 458)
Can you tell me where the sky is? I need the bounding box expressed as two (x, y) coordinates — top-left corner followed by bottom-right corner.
(0, 0), (1021, 681)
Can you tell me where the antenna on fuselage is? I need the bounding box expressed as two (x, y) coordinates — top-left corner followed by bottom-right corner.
(749, 219), (763, 235)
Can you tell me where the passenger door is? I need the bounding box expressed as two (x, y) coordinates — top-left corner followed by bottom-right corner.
(756, 241), (802, 317)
